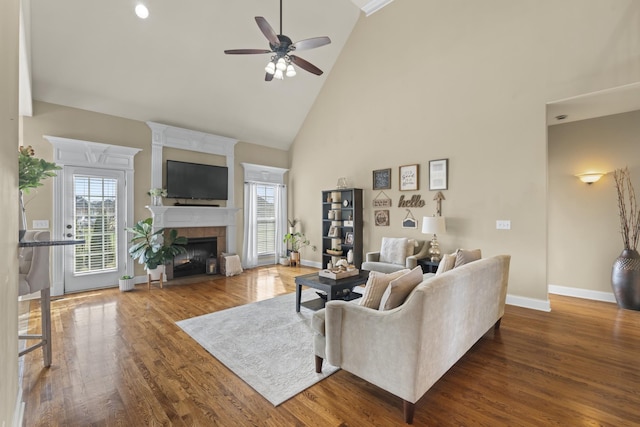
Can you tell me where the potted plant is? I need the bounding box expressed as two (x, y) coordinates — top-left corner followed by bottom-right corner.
(283, 232), (316, 266)
(126, 218), (188, 279)
(18, 145), (61, 240)
(118, 275), (135, 292)
(612, 167), (640, 310)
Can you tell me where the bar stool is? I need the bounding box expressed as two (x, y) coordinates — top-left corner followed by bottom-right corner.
(18, 230), (52, 368)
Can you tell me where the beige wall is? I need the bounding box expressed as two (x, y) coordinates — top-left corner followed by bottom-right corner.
(1, 0), (19, 423)
(548, 110), (640, 293)
(289, 0), (640, 303)
(21, 101), (288, 277)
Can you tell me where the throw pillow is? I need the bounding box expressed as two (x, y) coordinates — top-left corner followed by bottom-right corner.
(454, 248), (482, 268)
(406, 238), (418, 256)
(379, 266), (424, 311)
(359, 269), (410, 309)
(435, 253), (456, 275)
(379, 237), (409, 265)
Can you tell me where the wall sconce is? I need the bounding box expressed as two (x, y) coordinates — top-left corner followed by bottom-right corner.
(576, 173), (605, 185)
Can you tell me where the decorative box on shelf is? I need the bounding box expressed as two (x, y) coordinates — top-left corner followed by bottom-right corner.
(343, 220), (354, 227)
(319, 268), (359, 280)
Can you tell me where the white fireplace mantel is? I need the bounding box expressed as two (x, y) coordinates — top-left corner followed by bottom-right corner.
(147, 205), (239, 253)
(145, 122), (240, 253)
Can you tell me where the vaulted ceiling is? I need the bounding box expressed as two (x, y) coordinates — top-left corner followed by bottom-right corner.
(24, 0), (371, 150)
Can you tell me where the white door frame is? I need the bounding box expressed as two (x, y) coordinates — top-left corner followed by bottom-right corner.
(45, 136), (141, 296)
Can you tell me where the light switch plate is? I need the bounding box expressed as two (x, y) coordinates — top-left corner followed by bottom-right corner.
(32, 220), (49, 229)
(496, 220), (511, 230)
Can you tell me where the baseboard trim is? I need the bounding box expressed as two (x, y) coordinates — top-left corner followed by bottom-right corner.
(506, 294), (551, 312)
(548, 284), (616, 303)
(300, 260), (322, 269)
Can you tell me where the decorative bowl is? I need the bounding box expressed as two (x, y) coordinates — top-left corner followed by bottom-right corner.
(327, 249), (343, 256)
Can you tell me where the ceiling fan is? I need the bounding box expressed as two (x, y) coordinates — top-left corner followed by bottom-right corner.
(224, 0), (331, 81)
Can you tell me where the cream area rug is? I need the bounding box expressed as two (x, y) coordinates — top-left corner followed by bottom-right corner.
(176, 289), (339, 406)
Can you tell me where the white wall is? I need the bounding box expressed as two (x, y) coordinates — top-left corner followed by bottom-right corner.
(1, 0), (21, 424)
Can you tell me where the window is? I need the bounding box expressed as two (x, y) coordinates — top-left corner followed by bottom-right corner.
(256, 184), (277, 256)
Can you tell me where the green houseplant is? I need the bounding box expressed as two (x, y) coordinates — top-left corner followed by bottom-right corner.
(283, 232), (316, 266)
(18, 145), (61, 240)
(126, 218), (188, 271)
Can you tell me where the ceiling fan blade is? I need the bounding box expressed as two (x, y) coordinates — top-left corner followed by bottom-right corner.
(255, 17), (280, 47)
(291, 36), (331, 51)
(290, 55), (323, 76)
(265, 72), (274, 82)
(224, 49), (272, 55)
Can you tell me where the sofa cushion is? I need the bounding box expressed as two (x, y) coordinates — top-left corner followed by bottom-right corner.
(359, 269), (409, 309)
(379, 237), (409, 265)
(379, 266), (424, 311)
(435, 252), (456, 275)
(454, 248), (482, 268)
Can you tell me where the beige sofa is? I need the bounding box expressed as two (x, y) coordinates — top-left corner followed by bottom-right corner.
(312, 255), (511, 424)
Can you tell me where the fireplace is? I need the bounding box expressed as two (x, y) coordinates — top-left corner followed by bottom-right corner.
(171, 237), (217, 278)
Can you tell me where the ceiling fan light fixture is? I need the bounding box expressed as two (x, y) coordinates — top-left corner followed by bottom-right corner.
(276, 57), (287, 71)
(286, 64), (296, 77)
(274, 69), (284, 80)
(265, 61), (276, 74)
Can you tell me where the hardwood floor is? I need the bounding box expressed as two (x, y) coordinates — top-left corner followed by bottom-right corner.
(21, 265), (640, 426)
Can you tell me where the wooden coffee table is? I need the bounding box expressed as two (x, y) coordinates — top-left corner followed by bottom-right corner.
(295, 270), (370, 312)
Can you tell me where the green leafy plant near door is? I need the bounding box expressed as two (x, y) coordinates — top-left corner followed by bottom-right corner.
(126, 218), (188, 270)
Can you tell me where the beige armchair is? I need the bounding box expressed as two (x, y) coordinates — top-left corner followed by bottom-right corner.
(361, 237), (429, 273)
(18, 230), (52, 368)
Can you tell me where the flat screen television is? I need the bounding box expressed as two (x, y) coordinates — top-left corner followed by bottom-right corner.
(166, 160), (228, 200)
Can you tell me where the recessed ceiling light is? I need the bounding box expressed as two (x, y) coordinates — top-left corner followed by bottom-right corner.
(135, 4), (149, 19)
(555, 114), (568, 120)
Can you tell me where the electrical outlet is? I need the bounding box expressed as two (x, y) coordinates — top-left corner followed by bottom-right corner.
(32, 219), (49, 229)
(496, 220), (511, 230)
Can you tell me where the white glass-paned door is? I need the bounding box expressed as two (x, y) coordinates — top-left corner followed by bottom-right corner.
(64, 167), (125, 293)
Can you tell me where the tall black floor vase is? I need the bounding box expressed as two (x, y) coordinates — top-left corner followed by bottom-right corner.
(611, 249), (640, 310)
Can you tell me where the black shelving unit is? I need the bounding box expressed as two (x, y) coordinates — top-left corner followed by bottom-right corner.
(321, 188), (363, 269)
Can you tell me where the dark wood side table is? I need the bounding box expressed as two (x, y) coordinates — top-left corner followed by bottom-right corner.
(294, 270), (370, 312)
(417, 259), (440, 274)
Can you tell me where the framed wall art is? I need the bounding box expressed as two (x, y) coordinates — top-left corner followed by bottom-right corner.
(373, 168), (392, 190)
(345, 232), (354, 245)
(429, 159), (448, 190)
(374, 210), (390, 226)
(399, 164), (419, 191)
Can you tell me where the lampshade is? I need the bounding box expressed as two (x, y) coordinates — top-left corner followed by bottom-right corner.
(265, 61), (276, 74)
(286, 64), (296, 77)
(276, 58), (287, 71)
(274, 69), (284, 80)
(422, 216), (446, 235)
(576, 173), (604, 184)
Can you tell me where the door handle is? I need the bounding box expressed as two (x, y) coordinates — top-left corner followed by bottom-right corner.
(66, 224), (72, 229)
(66, 233), (73, 238)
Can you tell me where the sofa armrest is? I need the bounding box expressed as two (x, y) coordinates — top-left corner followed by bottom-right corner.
(323, 298), (423, 397)
(365, 251), (381, 262)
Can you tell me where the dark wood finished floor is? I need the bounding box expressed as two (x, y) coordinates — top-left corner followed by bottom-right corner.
(21, 265), (640, 426)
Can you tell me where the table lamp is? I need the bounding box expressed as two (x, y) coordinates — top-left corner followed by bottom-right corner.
(421, 216), (446, 262)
